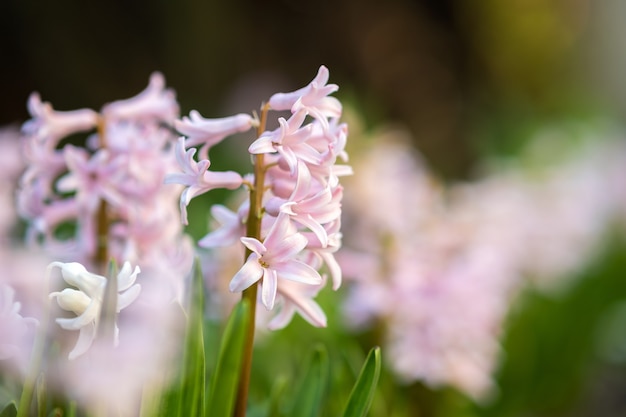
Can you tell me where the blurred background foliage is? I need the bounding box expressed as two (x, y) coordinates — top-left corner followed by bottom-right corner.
(2, 1), (626, 416)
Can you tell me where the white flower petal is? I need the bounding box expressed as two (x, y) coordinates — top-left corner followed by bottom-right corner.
(68, 323), (96, 360)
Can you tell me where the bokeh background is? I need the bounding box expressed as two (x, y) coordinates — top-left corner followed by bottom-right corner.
(3, 0), (625, 179)
(2, 1), (626, 416)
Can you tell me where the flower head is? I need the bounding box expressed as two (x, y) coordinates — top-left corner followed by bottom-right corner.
(229, 213), (322, 309)
(165, 137), (243, 224)
(48, 261), (141, 359)
(175, 110), (254, 160)
(268, 65), (342, 124)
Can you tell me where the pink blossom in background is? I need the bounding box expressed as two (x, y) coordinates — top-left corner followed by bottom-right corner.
(0, 283), (38, 373)
(339, 124), (626, 401)
(0, 126), (25, 241)
(18, 73), (193, 282)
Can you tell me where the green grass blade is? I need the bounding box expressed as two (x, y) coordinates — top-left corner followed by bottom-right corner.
(341, 347), (381, 417)
(289, 344), (330, 417)
(156, 260), (206, 417)
(180, 260), (207, 417)
(267, 375), (288, 417)
(206, 299), (250, 417)
(0, 402), (17, 417)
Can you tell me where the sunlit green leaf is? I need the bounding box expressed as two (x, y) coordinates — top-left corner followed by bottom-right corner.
(0, 402), (17, 417)
(341, 346), (381, 417)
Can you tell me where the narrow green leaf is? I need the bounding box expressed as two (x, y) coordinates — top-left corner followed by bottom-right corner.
(36, 374), (46, 417)
(0, 402), (17, 417)
(267, 375), (288, 417)
(206, 299), (250, 417)
(180, 260), (207, 417)
(156, 260), (206, 417)
(288, 344), (330, 417)
(65, 401), (76, 417)
(341, 346), (381, 417)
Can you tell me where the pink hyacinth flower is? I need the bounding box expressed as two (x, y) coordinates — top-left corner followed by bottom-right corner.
(165, 137), (243, 224)
(265, 161), (342, 248)
(268, 279), (327, 330)
(249, 110), (322, 174)
(23, 93), (98, 148)
(229, 213), (322, 310)
(175, 110), (254, 160)
(101, 72), (179, 122)
(268, 65), (342, 125)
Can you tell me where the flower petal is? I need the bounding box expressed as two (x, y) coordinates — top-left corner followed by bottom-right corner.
(261, 268), (278, 310)
(229, 254), (264, 292)
(68, 323), (96, 360)
(276, 260), (322, 285)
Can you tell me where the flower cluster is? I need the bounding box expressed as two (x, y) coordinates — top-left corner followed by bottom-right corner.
(15, 74), (194, 372)
(0, 66), (354, 416)
(339, 125), (626, 400)
(18, 73), (193, 280)
(167, 65), (350, 328)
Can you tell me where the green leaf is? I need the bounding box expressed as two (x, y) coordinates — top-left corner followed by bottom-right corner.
(0, 402), (17, 417)
(341, 346), (381, 417)
(36, 374), (46, 417)
(288, 344), (330, 417)
(206, 299), (250, 417)
(267, 375), (288, 417)
(156, 260), (207, 417)
(180, 260), (207, 417)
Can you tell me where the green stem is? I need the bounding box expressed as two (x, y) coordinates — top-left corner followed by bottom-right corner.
(234, 103), (270, 417)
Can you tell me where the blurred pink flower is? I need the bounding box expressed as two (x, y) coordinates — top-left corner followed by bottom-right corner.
(101, 72), (179, 122)
(0, 283), (38, 362)
(165, 137), (243, 224)
(22, 93), (98, 148)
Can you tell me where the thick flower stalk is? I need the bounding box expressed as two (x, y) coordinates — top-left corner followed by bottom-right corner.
(167, 65), (350, 414)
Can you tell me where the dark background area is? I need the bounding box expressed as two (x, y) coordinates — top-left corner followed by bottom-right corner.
(1, 0), (616, 179)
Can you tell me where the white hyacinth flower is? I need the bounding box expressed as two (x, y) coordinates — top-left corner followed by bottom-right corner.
(49, 261), (141, 360)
